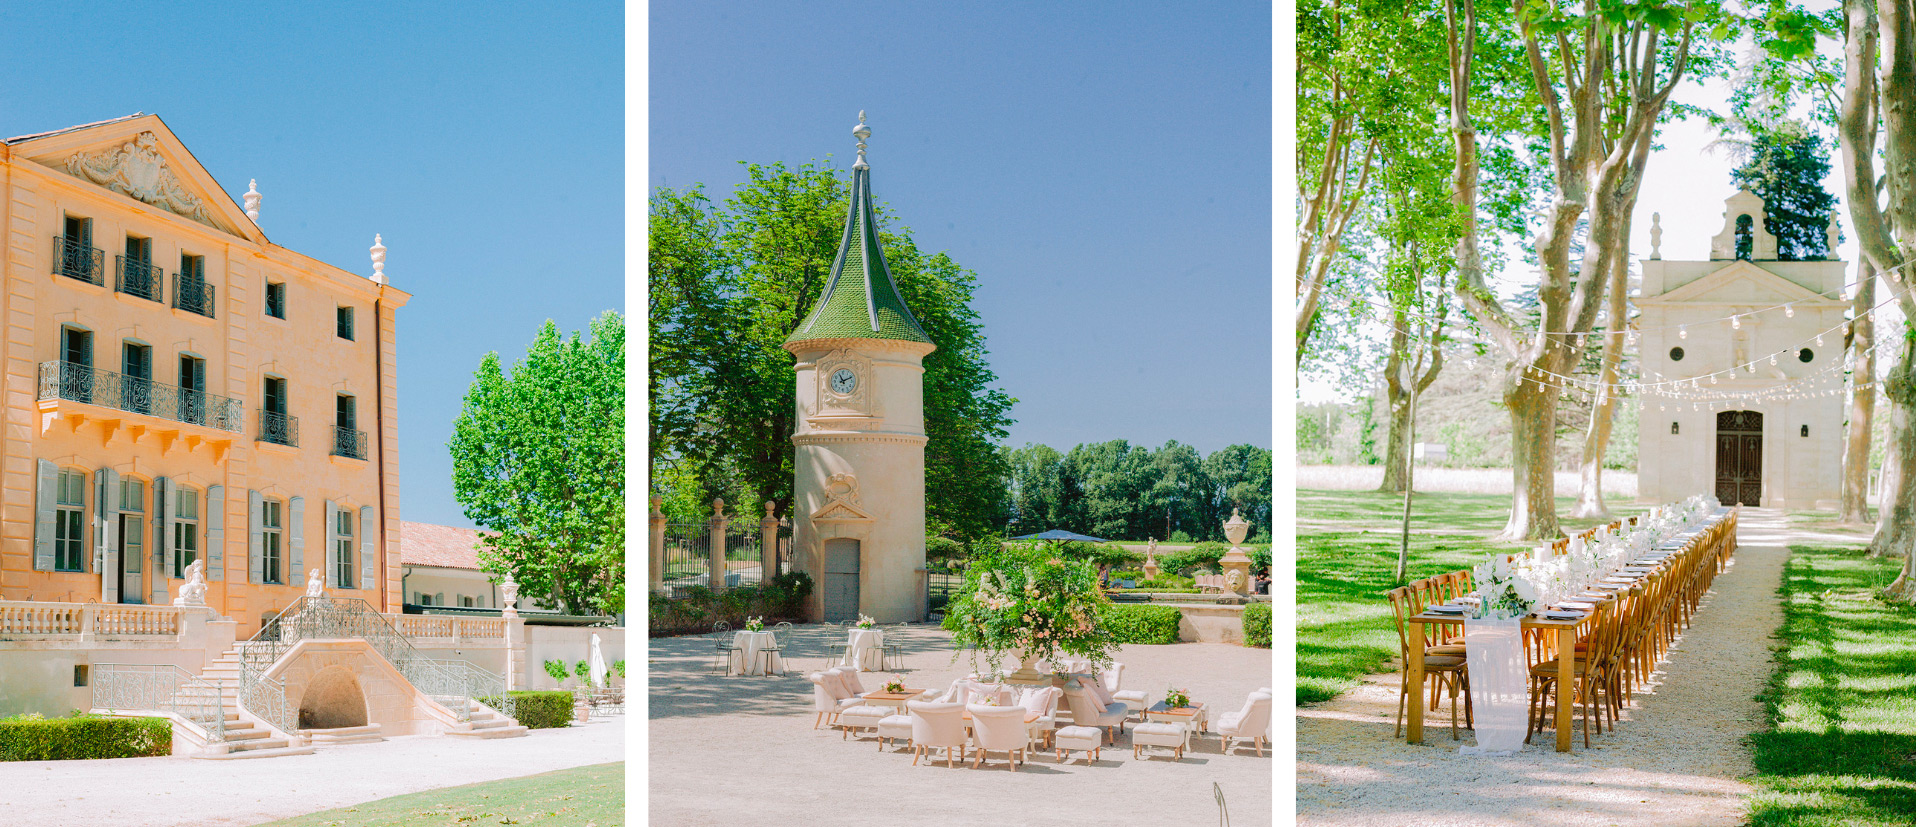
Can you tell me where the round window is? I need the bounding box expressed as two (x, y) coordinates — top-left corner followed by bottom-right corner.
(1669, 347), (1685, 361)
(1798, 347), (1814, 363)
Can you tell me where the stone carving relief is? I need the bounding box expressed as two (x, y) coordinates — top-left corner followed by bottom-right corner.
(65, 132), (218, 228)
(306, 568), (325, 597)
(813, 350), (874, 418)
(171, 560), (208, 607)
(812, 472), (874, 521)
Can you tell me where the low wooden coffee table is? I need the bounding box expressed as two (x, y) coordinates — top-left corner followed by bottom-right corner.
(862, 690), (924, 709)
(1145, 702), (1207, 748)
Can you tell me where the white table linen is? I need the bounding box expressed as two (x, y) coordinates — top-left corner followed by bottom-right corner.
(842, 628), (886, 671)
(729, 630), (781, 675)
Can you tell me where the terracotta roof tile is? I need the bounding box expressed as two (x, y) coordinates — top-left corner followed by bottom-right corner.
(399, 520), (490, 570)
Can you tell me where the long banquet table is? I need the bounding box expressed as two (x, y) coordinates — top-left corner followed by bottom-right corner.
(1404, 506), (1738, 752)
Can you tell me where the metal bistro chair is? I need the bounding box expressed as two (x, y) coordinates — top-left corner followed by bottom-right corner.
(883, 623), (910, 671)
(824, 619), (854, 669)
(761, 621), (794, 677)
(710, 621), (742, 676)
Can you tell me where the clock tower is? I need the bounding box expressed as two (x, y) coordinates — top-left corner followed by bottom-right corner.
(784, 113), (936, 623)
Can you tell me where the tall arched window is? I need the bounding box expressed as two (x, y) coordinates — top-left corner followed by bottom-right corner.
(1734, 214), (1754, 260)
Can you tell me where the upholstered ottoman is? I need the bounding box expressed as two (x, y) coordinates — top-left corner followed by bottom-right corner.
(837, 705), (890, 740)
(1132, 721), (1188, 760)
(875, 713), (913, 751)
(1111, 689), (1149, 719)
(1054, 725), (1102, 765)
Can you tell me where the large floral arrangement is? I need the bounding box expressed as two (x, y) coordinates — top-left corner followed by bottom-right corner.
(941, 545), (1117, 674)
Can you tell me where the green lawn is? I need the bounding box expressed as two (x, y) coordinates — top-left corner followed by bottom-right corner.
(1748, 547), (1915, 827)
(1295, 489), (1645, 704)
(255, 763), (623, 827)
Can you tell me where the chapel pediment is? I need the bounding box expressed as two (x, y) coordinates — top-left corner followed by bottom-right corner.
(7, 114), (260, 242)
(1641, 260), (1841, 306)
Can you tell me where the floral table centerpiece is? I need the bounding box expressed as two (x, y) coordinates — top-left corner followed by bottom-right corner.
(855, 614), (876, 630)
(942, 544), (1117, 683)
(1162, 688), (1191, 710)
(744, 616), (764, 632)
(881, 676), (906, 693)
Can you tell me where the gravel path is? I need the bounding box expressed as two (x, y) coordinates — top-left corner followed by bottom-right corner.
(648, 626), (1274, 827)
(0, 715), (624, 826)
(1296, 509), (1797, 827)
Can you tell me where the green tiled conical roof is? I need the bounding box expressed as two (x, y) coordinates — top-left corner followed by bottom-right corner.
(786, 117), (933, 347)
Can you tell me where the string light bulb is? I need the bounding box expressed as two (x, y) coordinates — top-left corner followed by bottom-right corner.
(1816, 334), (1824, 347)
(1679, 325), (1688, 339)
(1785, 305), (1794, 318)
(1731, 314), (1741, 330)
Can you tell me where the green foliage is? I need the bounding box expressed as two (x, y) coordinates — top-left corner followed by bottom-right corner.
(1730, 121), (1840, 262)
(649, 163), (1015, 540)
(1158, 543), (1225, 576)
(1004, 440), (1272, 542)
(941, 545), (1117, 673)
(451, 313), (624, 616)
(1243, 602), (1272, 649)
(0, 712), (170, 761)
(647, 572), (813, 636)
(504, 691), (575, 730)
(1097, 605), (1183, 645)
(573, 660), (591, 681)
(1747, 546), (1914, 827)
(611, 660), (626, 678)
(542, 659), (570, 686)
(925, 536), (967, 567)
(1169, 530), (1194, 543)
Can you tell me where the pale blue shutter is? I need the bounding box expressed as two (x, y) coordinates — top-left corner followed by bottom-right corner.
(206, 485), (225, 581)
(247, 489), (263, 584)
(359, 506), (377, 593)
(289, 496), (305, 582)
(33, 460), (57, 571)
(324, 501), (339, 589)
(152, 477), (170, 604)
(96, 468), (119, 603)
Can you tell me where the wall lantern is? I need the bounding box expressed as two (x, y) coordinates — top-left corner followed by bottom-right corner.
(1671, 422), (1680, 435)
(1801, 424), (1810, 437)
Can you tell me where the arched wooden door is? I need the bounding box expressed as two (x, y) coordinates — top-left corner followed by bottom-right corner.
(1715, 410), (1763, 506)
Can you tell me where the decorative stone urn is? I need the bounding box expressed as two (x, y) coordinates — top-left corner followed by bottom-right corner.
(1218, 508), (1253, 602)
(1005, 650), (1048, 686)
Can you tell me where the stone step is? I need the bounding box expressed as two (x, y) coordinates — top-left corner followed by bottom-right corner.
(196, 743), (315, 760)
(446, 723), (528, 739)
(303, 724), (385, 746)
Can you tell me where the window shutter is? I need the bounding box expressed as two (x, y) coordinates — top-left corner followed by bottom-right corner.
(289, 496), (305, 581)
(154, 477), (172, 603)
(324, 501), (339, 589)
(248, 489), (263, 585)
(206, 485), (225, 581)
(96, 467), (119, 603)
(33, 460), (57, 571)
(359, 506), (377, 594)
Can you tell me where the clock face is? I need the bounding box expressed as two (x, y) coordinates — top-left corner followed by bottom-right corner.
(829, 368), (858, 395)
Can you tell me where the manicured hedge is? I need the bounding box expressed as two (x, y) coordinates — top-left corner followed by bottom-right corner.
(504, 690), (574, 729)
(1243, 602), (1272, 648)
(1099, 604), (1183, 645)
(0, 713), (171, 761)
(649, 571), (814, 637)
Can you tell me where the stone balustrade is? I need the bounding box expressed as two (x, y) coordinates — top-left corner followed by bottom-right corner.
(385, 614), (511, 646)
(0, 601), (183, 640)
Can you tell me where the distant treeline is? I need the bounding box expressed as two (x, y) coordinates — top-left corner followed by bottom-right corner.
(1002, 440), (1272, 542)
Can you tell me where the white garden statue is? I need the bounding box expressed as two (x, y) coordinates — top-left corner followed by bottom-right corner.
(305, 568), (324, 598)
(172, 560), (208, 607)
(501, 575), (520, 619)
(589, 632), (608, 689)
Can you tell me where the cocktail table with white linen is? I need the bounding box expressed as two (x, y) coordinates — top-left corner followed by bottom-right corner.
(729, 630), (781, 676)
(841, 627), (886, 671)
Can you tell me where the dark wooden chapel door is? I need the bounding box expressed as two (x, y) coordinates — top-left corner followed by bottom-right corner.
(1715, 410), (1763, 506)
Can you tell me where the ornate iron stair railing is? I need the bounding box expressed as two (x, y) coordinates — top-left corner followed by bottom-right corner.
(92, 662), (228, 742)
(241, 596), (514, 730)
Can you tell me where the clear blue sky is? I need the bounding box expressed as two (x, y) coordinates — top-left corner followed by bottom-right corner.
(1, 2), (622, 528)
(649, 0), (1273, 454)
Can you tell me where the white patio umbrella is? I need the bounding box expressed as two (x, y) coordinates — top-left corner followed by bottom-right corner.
(589, 633), (608, 689)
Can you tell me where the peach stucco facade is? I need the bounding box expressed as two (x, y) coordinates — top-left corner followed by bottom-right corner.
(0, 114), (410, 635)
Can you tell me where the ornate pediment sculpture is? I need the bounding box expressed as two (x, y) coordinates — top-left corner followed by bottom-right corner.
(65, 132), (218, 228)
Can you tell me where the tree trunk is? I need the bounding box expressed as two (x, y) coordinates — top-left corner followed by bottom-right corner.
(1573, 130), (1655, 520)
(1378, 388), (1413, 493)
(1840, 261), (1878, 524)
(1870, 329), (1916, 559)
(1881, 542), (1915, 603)
(1501, 377), (1563, 540)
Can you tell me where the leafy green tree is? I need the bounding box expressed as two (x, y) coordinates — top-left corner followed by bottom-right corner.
(649, 162), (1014, 539)
(1730, 121), (1840, 260)
(450, 313), (624, 616)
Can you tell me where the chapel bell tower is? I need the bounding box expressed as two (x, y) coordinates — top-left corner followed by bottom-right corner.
(783, 113), (936, 624)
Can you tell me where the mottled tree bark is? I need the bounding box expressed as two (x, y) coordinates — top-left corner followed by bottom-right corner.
(1840, 261), (1877, 525)
(1378, 309), (1448, 494)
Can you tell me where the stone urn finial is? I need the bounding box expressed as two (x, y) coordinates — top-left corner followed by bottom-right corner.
(711, 497), (725, 518)
(370, 234), (387, 284)
(243, 179), (261, 224)
(1223, 507), (1250, 547)
(649, 495), (664, 519)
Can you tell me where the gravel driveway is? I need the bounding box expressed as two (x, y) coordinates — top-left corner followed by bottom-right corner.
(1296, 509), (1798, 826)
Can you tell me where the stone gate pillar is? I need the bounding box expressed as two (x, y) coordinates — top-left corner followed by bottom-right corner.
(708, 498), (729, 591)
(648, 496), (667, 595)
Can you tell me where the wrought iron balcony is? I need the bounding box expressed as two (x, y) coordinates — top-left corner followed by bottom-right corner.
(53, 236), (104, 285)
(173, 272), (216, 318)
(259, 409), (299, 447)
(115, 256), (163, 302)
(332, 426), (368, 460)
(37, 360), (243, 432)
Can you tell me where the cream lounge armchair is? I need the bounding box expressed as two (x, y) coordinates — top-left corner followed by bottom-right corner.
(968, 704), (1031, 772)
(808, 669), (867, 729)
(1215, 689), (1273, 756)
(1063, 675), (1130, 745)
(1102, 664), (1149, 719)
(1016, 685), (1062, 749)
(907, 700), (969, 767)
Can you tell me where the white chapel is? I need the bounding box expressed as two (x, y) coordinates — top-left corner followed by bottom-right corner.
(1636, 189), (1849, 510)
